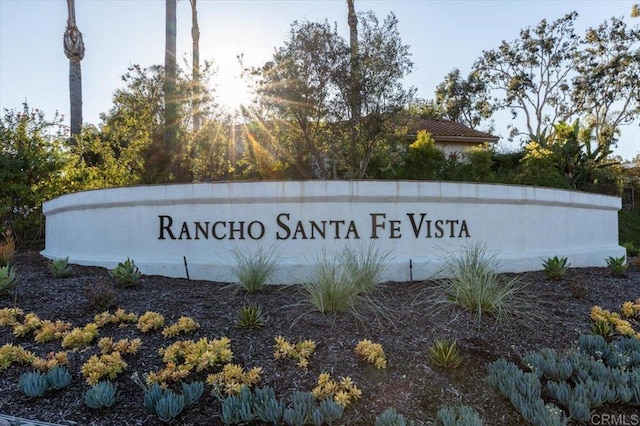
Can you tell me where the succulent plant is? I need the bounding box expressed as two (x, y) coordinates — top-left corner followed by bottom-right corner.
(46, 365), (72, 390)
(18, 371), (47, 398)
(154, 393), (185, 423)
(109, 257), (141, 287)
(48, 257), (72, 278)
(84, 380), (117, 409)
(181, 381), (204, 406)
(0, 264), (17, 296)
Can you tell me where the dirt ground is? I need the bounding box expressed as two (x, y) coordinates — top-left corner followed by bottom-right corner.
(1, 251), (639, 425)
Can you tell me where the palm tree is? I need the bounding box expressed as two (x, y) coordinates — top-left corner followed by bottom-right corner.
(164, 0), (178, 154)
(63, 0), (84, 137)
(189, 0), (200, 132)
(347, 0), (360, 177)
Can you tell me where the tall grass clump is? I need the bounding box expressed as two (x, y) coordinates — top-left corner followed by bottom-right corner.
(429, 243), (532, 322)
(229, 246), (279, 292)
(304, 244), (390, 315)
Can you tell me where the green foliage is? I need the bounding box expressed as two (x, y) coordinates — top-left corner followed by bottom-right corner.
(109, 257), (141, 287)
(181, 381), (204, 406)
(155, 393), (185, 423)
(621, 241), (639, 257)
(0, 105), (70, 247)
(436, 406), (483, 426)
(143, 381), (201, 422)
(486, 359), (567, 425)
(18, 367), (72, 397)
(573, 17), (640, 153)
(48, 257), (72, 278)
(247, 11), (414, 179)
(18, 371), (48, 398)
(304, 244), (390, 315)
(0, 265), (17, 296)
(402, 131), (446, 180)
(428, 339), (462, 369)
(542, 256), (570, 281)
(590, 319), (615, 341)
(375, 407), (415, 426)
(220, 385), (345, 426)
(489, 335), (640, 424)
(84, 380), (117, 409)
(45, 366), (72, 390)
(428, 244), (532, 322)
(237, 304), (266, 328)
(474, 12), (579, 142)
(434, 68), (495, 132)
(230, 246), (279, 292)
(619, 210), (640, 250)
(605, 255), (629, 277)
(518, 142), (568, 188)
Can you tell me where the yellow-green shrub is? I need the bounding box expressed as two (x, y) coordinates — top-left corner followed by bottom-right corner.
(81, 351), (127, 385)
(312, 373), (361, 407)
(61, 323), (99, 348)
(206, 363), (262, 396)
(137, 311), (165, 332)
(354, 339), (387, 369)
(273, 336), (316, 369)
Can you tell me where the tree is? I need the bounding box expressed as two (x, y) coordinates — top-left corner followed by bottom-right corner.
(434, 68), (495, 132)
(0, 105), (70, 245)
(164, 0), (178, 172)
(347, 0), (360, 176)
(474, 12), (580, 143)
(63, 0), (85, 137)
(573, 16), (640, 153)
(402, 130), (445, 180)
(248, 20), (346, 179)
(189, 0), (201, 132)
(247, 11), (413, 179)
(350, 12), (414, 178)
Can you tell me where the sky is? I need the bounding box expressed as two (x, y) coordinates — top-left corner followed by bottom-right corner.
(1, 0), (639, 160)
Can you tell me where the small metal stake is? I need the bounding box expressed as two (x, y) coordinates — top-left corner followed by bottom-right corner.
(183, 256), (190, 281)
(409, 258), (413, 282)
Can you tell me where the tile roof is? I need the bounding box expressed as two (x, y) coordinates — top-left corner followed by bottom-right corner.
(410, 118), (498, 142)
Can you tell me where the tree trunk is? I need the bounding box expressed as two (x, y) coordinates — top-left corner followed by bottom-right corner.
(164, 0), (178, 158)
(190, 0), (200, 132)
(64, 0), (84, 138)
(347, 0), (361, 178)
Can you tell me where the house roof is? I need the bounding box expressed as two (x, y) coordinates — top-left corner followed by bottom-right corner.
(409, 118), (499, 144)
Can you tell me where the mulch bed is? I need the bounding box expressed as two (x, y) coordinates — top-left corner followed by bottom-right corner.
(1, 251), (639, 425)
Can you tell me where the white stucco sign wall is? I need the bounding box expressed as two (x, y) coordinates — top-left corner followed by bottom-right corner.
(41, 181), (624, 284)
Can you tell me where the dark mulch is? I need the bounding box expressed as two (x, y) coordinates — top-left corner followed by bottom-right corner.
(1, 251), (639, 425)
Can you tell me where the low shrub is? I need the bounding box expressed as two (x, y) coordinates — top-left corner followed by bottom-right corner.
(109, 257), (141, 287)
(84, 380), (117, 409)
(236, 304), (265, 328)
(229, 246), (279, 293)
(436, 405), (482, 426)
(0, 264), (17, 296)
(427, 244), (533, 322)
(605, 255), (629, 277)
(428, 338), (462, 369)
(303, 244), (390, 316)
(354, 339), (387, 369)
(84, 279), (117, 311)
(0, 230), (16, 267)
(542, 256), (569, 280)
(622, 241), (639, 257)
(375, 407), (414, 426)
(48, 257), (72, 278)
